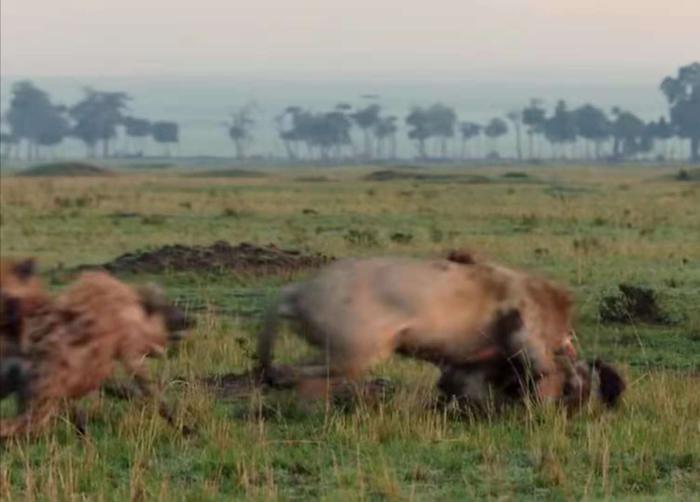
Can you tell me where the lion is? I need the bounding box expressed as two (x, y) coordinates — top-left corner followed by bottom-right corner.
(0, 271), (192, 439)
(256, 254), (624, 410)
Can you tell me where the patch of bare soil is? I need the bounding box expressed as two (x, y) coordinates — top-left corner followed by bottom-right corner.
(599, 284), (673, 324)
(94, 241), (332, 275)
(199, 370), (266, 398)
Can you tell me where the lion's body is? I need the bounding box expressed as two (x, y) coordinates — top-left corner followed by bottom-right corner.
(258, 256), (581, 403)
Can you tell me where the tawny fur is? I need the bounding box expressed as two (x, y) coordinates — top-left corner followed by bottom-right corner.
(257, 255), (585, 405)
(0, 271), (188, 439)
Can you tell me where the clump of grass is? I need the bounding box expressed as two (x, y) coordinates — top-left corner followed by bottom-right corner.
(344, 228), (381, 248)
(140, 214), (167, 225)
(389, 232), (413, 244)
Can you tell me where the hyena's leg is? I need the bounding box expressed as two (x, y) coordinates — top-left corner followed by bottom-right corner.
(0, 356), (29, 412)
(0, 399), (58, 439)
(119, 357), (193, 435)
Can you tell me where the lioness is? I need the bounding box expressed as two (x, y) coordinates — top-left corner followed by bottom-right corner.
(0, 271), (192, 439)
(257, 254), (624, 409)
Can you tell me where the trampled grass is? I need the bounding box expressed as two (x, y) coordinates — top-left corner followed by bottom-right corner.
(1, 165), (699, 500)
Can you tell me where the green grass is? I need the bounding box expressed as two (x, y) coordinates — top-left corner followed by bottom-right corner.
(1, 165), (699, 500)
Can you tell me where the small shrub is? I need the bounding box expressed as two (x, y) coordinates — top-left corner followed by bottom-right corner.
(676, 169), (690, 181)
(222, 207), (252, 218)
(502, 171), (529, 179)
(390, 232), (413, 244)
(429, 226), (444, 243)
(140, 214), (167, 225)
(344, 228), (380, 248)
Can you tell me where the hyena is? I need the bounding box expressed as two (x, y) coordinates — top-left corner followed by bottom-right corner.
(0, 258), (50, 407)
(256, 254), (625, 410)
(0, 271), (192, 439)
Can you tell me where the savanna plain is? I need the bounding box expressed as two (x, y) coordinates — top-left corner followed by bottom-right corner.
(0, 164), (699, 500)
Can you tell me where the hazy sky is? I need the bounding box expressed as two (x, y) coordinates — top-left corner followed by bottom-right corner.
(1, 0), (698, 81)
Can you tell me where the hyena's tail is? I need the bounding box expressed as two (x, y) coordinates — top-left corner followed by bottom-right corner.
(591, 359), (626, 407)
(0, 400), (57, 439)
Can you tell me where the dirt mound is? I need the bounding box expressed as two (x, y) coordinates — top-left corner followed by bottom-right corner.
(599, 284), (673, 324)
(363, 169), (491, 183)
(18, 162), (112, 177)
(97, 241), (332, 275)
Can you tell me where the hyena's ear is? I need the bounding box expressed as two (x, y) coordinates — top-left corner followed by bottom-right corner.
(136, 283), (167, 316)
(136, 283), (192, 333)
(592, 359), (626, 407)
(13, 259), (37, 281)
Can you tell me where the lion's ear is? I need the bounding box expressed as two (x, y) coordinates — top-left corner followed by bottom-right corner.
(13, 259), (37, 281)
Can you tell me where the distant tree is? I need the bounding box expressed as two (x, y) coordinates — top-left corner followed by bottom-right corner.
(276, 106), (353, 161)
(610, 108), (645, 159)
(406, 107), (431, 159)
(405, 103), (456, 160)
(484, 118), (508, 157)
(227, 103), (257, 159)
(574, 104), (611, 159)
(352, 104), (381, 159)
(315, 109), (353, 160)
(660, 62), (700, 162)
(123, 116), (151, 155)
(428, 104), (457, 159)
(5, 81), (67, 159)
(522, 99), (547, 159)
(638, 122), (656, 159)
(36, 105), (70, 157)
(507, 110), (523, 162)
(275, 106), (303, 160)
(543, 100), (577, 158)
(151, 121), (179, 156)
(0, 131), (18, 159)
(459, 122), (481, 159)
(374, 115), (398, 159)
(70, 88), (129, 158)
(648, 116), (674, 159)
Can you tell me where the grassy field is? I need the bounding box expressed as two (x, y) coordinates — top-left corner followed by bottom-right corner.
(0, 165), (699, 500)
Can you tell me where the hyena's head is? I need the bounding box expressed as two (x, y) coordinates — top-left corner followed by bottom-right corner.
(136, 283), (193, 354)
(0, 258), (44, 304)
(0, 258), (49, 355)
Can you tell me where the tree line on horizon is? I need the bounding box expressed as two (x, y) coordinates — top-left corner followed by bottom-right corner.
(1, 62), (698, 163)
(0, 87), (180, 160)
